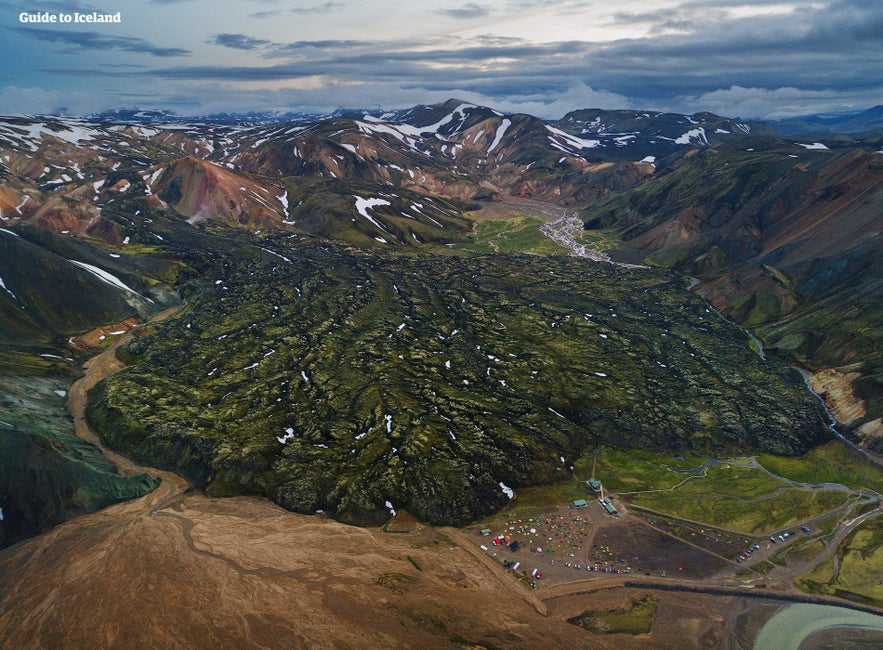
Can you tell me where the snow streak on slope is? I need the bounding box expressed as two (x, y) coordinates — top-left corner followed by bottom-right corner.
(544, 124), (601, 152)
(673, 127), (709, 145)
(417, 103), (476, 135)
(68, 260), (152, 302)
(354, 196), (392, 234)
(487, 119), (511, 153)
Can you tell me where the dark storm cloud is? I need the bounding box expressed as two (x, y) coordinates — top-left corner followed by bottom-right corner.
(18, 27), (191, 57)
(212, 33), (271, 50)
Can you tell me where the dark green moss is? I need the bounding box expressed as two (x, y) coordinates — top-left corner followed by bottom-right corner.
(88, 235), (828, 526)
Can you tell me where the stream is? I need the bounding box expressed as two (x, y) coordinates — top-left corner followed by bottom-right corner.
(684, 277), (883, 467)
(795, 367), (883, 467)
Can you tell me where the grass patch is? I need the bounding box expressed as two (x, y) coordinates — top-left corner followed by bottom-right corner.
(756, 441), (883, 495)
(376, 572), (417, 594)
(408, 611), (445, 633)
(631, 482), (849, 534)
(577, 228), (619, 251)
(567, 595), (658, 635)
(437, 533), (457, 547)
(755, 561), (777, 575)
(493, 479), (592, 517)
(0, 350), (60, 376)
(489, 447), (854, 535)
(797, 514), (883, 606)
(456, 212), (568, 255)
(406, 555), (423, 572)
(579, 446), (713, 494)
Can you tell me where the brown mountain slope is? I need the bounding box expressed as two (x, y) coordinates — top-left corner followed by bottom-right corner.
(582, 143), (883, 444)
(150, 157), (288, 228)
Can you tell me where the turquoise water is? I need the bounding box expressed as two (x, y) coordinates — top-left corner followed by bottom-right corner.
(754, 603), (883, 649)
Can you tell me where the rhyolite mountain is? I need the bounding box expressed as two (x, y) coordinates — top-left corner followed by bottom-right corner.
(0, 99), (879, 529)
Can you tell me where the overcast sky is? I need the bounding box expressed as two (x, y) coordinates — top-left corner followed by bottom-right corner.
(1, 0), (881, 118)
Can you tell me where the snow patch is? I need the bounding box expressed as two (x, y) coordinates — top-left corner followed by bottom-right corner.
(499, 482), (514, 499)
(0, 276), (18, 301)
(68, 260), (151, 301)
(545, 124), (600, 150)
(354, 196), (391, 233)
(673, 127), (709, 145)
(796, 142), (829, 150)
(487, 119), (511, 153)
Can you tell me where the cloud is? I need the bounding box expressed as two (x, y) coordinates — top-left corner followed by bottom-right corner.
(146, 38), (594, 81)
(289, 2), (342, 14)
(0, 0), (99, 10)
(18, 27), (190, 57)
(271, 39), (370, 52)
(211, 33), (271, 51)
(139, 78), (628, 120)
(480, 81), (630, 117)
(4, 0), (881, 119)
(0, 85), (111, 115)
(684, 85), (854, 119)
(441, 3), (491, 19)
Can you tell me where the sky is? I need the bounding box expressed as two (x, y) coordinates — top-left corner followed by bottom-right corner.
(0, 0), (881, 119)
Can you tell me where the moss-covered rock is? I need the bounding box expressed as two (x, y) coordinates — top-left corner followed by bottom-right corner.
(88, 234), (829, 525)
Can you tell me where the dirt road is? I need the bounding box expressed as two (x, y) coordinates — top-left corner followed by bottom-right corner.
(66, 306), (190, 506)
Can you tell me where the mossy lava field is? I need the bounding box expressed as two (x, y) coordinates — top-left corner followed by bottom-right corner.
(87, 230), (828, 525)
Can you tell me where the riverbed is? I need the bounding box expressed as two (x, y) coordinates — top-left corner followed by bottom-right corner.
(753, 603), (883, 649)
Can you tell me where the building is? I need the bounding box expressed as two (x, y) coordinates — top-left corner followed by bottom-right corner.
(571, 499), (588, 508)
(587, 478), (602, 492)
(599, 497), (618, 515)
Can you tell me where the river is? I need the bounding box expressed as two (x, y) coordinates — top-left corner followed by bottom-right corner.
(754, 603), (883, 649)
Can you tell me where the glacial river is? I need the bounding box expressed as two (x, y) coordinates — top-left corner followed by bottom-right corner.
(754, 603), (883, 649)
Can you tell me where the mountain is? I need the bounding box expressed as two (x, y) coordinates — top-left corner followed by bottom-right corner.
(0, 98), (879, 531)
(0, 225), (173, 549)
(771, 105), (883, 135)
(580, 138), (883, 444)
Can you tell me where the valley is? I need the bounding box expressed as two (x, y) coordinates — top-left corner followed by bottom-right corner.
(1, 99), (881, 646)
